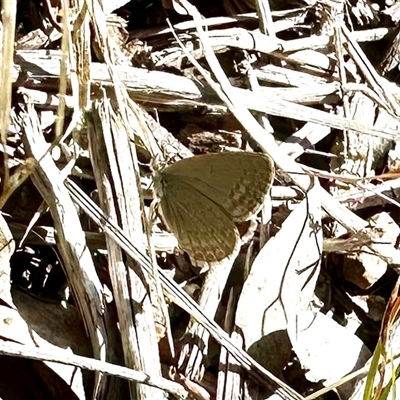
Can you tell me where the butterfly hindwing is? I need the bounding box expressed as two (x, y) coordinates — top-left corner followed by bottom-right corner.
(158, 179), (239, 262)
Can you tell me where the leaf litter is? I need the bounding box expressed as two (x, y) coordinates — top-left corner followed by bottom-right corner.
(1, 0), (400, 399)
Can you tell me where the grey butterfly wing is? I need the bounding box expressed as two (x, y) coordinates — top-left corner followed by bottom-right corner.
(158, 179), (239, 262)
(162, 152), (274, 222)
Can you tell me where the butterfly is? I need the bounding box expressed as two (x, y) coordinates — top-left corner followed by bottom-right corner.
(153, 152), (274, 263)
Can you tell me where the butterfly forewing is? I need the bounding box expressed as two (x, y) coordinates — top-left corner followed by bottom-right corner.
(158, 179), (239, 262)
(161, 152), (274, 222)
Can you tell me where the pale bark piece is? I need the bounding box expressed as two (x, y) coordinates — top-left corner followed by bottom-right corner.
(88, 98), (164, 399)
(330, 93), (394, 186)
(235, 183), (322, 377)
(20, 104), (109, 398)
(0, 213), (15, 304)
(288, 311), (371, 398)
(342, 212), (400, 289)
(178, 255), (238, 381)
(13, 50), (400, 140)
(102, 0), (131, 15)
